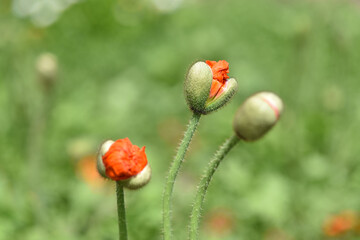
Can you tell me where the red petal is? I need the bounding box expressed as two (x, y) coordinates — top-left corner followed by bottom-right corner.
(102, 138), (148, 181)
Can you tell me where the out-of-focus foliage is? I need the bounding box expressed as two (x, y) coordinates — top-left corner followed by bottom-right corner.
(1, 0), (360, 239)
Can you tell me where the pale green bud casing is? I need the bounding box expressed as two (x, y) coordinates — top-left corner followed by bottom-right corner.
(184, 61), (213, 113)
(96, 140), (114, 179)
(122, 164), (152, 190)
(233, 92), (283, 141)
(203, 78), (238, 114)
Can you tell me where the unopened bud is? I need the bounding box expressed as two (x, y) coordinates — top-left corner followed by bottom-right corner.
(184, 60), (238, 114)
(233, 92), (283, 141)
(36, 53), (58, 90)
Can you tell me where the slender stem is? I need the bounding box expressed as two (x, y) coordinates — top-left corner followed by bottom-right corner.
(163, 112), (201, 240)
(189, 134), (239, 240)
(116, 182), (128, 240)
(27, 87), (53, 223)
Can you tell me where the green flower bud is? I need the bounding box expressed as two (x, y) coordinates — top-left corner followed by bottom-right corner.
(184, 60), (238, 114)
(233, 92), (283, 141)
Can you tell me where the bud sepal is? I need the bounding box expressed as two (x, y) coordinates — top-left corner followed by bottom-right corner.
(184, 61), (213, 114)
(203, 77), (238, 114)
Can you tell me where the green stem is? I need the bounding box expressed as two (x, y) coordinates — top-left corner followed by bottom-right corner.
(163, 112), (201, 240)
(27, 86), (53, 224)
(116, 182), (128, 240)
(189, 134), (239, 240)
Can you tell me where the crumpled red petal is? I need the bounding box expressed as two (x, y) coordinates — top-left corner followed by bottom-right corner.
(206, 60), (230, 99)
(102, 138), (147, 181)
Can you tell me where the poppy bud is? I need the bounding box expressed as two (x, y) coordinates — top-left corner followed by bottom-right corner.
(184, 60), (238, 115)
(233, 92), (283, 141)
(36, 53), (58, 90)
(97, 138), (151, 189)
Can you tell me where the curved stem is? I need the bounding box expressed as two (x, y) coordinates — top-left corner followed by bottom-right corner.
(116, 182), (128, 240)
(163, 112), (201, 240)
(189, 134), (239, 240)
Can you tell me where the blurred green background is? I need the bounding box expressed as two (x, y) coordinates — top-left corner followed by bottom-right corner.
(1, 0), (360, 239)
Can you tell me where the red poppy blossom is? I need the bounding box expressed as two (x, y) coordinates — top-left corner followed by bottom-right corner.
(206, 60), (230, 99)
(102, 138), (148, 181)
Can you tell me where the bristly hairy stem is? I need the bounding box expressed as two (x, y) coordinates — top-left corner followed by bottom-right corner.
(163, 112), (201, 240)
(116, 182), (128, 240)
(189, 134), (239, 240)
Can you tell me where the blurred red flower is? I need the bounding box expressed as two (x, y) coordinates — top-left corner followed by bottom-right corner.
(206, 60), (230, 99)
(204, 208), (235, 237)
(102, 138), (147, 181)
(323, 211), (357, 237)
(77, 155), (104, 188)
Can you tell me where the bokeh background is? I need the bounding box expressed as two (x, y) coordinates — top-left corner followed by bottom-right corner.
(2, 0), (360, 239)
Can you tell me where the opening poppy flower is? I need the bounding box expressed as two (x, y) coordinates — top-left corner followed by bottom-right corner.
(101, 138), (148, 181)
(184, 60), (237, 114)
(206, 60), (230, 99)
